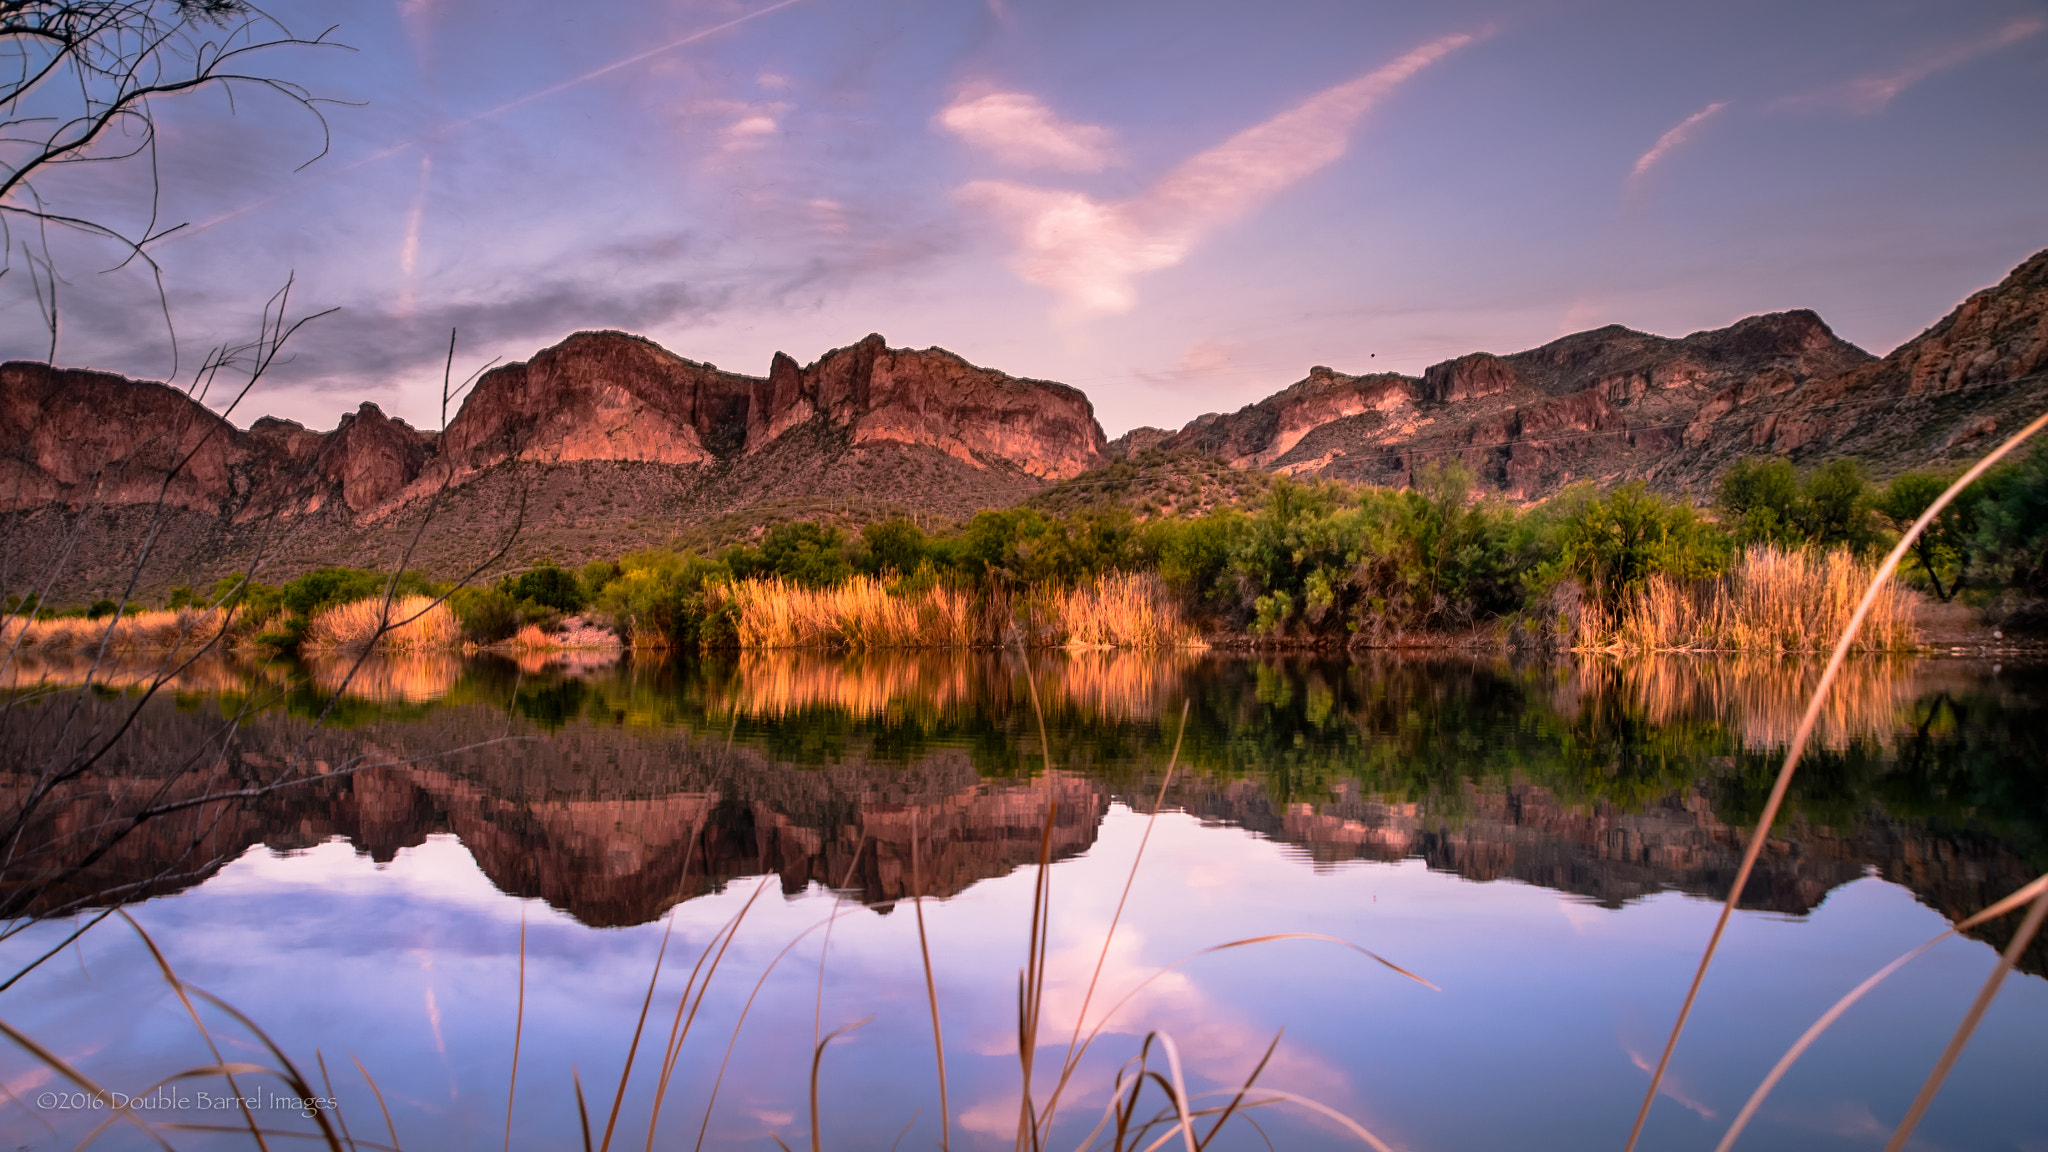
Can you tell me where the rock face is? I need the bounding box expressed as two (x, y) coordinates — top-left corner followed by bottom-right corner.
(751, 334), (1105, 479)
(1, 331), (1109, 535)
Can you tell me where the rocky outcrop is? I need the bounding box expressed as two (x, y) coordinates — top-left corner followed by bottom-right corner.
(0, 362), (248, 514)
(2, 330), (1110, 540)
(750, 334), (1105, 480)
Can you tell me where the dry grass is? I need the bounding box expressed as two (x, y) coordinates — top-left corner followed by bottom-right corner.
(1, 608), (238, 655)
(1584, 547), (1917, 653)
(301, 596), (460, 653)
(509, 623), (557, 650)
(723, 576), (982, 649)
(1055, 572), (1199, 649)
(721, 572), (1195, 650)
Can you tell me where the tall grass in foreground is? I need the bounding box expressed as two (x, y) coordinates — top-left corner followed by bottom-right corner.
(301, 596), (460, 653)
(1584, 546), (1916, 652)
(721, 572), (1196, 650)
(0, 608), (240, 655)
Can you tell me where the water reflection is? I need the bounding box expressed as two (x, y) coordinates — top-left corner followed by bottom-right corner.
(4, 651), (2043, 966)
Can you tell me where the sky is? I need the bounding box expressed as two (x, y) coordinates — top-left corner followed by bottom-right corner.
(2, 0), (2046, 437)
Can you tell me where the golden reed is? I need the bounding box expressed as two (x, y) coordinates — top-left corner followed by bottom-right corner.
(1, 607), (238, 655)
(1583, 547), (1917, 653)
(719, 571), (1196, 650)
(301, 596), (461, 653)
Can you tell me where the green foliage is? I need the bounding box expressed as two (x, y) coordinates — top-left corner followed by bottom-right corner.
(1969, 440), (2048, 596)
(1875, 468), (1973, 600)
(207, 573), (283, 625)
(86, 599), (118, 620)
(165, 585), (194, 611)
(281, 567), (433, 618)
(579, 559), (622, 603)
(726, 522), (855, 588)
(1544, 481), (1728, 603)
(2, 592), (38, 618)
(597, 549), (735, 646)
(856, 517), (931, 577)
(498, 562), (585, 613)
(449, 587), (519, 644)
(1716, 456), (1879, 551)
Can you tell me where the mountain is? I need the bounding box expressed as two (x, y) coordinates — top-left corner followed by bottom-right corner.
(1113, 248), (2048, 497)
(0, 332), (1107, 600)
(3, 248), (2044, 600)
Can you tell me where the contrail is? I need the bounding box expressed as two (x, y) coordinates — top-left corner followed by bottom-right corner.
(173, 0), (812, 242)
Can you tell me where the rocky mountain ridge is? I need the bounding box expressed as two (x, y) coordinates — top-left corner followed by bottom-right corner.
(1113, 248), (2048, 496)
(2, 247), (2043, 597)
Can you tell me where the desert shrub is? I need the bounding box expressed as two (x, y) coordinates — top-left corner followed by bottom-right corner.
(499, 562), (584, 613)
(165, 585), (194, 610)
(1875, 467), (1975, 600)
(206, 573), (284, 626)
(597, 550), (734, 647)
(1543, 481), (1729, 604)
(86, 599), (118, 620)
(856, 517), (932, 577)
(1969, 440), (2048, 596)
(1716, 456), (1879, 551)
(282, 567), (434, 618)
(578, 558), (622, 603)
(449, 587), (519, 644)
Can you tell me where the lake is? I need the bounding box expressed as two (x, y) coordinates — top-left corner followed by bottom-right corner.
(3, 650), (2045, 1151)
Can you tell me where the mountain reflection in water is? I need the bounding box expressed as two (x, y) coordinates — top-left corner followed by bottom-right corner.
(5, 650), (2042, 970)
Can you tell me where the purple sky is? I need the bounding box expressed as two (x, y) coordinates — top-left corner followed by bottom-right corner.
(4, 0), (2046, 436)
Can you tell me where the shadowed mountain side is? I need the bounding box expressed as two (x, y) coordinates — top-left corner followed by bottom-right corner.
(1111, 248), (2048, 497)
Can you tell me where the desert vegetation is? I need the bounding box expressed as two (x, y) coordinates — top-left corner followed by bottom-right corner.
(16, 444), (2048, 654)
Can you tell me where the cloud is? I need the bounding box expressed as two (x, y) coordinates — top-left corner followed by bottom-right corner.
(1135, 339), (1237, 385)
(1781, 15), (2045, 115)
(1629, 101), (1728, 181)
(936, 89), (1116, 171)
(956, 31), (1479, 316)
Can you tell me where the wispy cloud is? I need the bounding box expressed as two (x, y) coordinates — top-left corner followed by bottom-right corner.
(936, 89), (1116, 171)
(1135, 338), (1237, 385)
(1629, 101), (1727, 181)
(1782, 15), (2045, 114)
(957, 31), (1479, 315)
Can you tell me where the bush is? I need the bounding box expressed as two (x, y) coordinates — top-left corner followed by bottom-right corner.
(1875, 468), (1973, 600)
(597, 549), (734, 647)
(282, 567), (434, 618)
(499, 562), (585, 613)
(449, 587), (519, 644)
(1970, 440), (2048, 596)
(1716, 456), (1879, 551)
(1543, 481), (1728, 604)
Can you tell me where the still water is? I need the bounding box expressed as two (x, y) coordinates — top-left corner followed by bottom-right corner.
(3, 651), (2045, 1150)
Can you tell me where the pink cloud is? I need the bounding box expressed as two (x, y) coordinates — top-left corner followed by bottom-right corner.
(1782, 15), (2045, 115)
(936, 89), (1116, 171)
(958, 31), (1480, 315)
(1630, 101), (1728, 181)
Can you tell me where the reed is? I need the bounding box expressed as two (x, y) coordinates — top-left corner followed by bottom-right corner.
(1613, 655), (1921, 752)
(1586, 546), (1916, 653)
(720, 572), (1194, 650)
(1055, 572), (1198, 649)
(300, 596), (461, 653)
(1, 607), (238, 655)
(722, 576), (982, 649)
(509, 623), (558, 650)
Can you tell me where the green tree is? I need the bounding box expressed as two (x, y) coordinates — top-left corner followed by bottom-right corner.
(1875, 469), (1973, 600)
